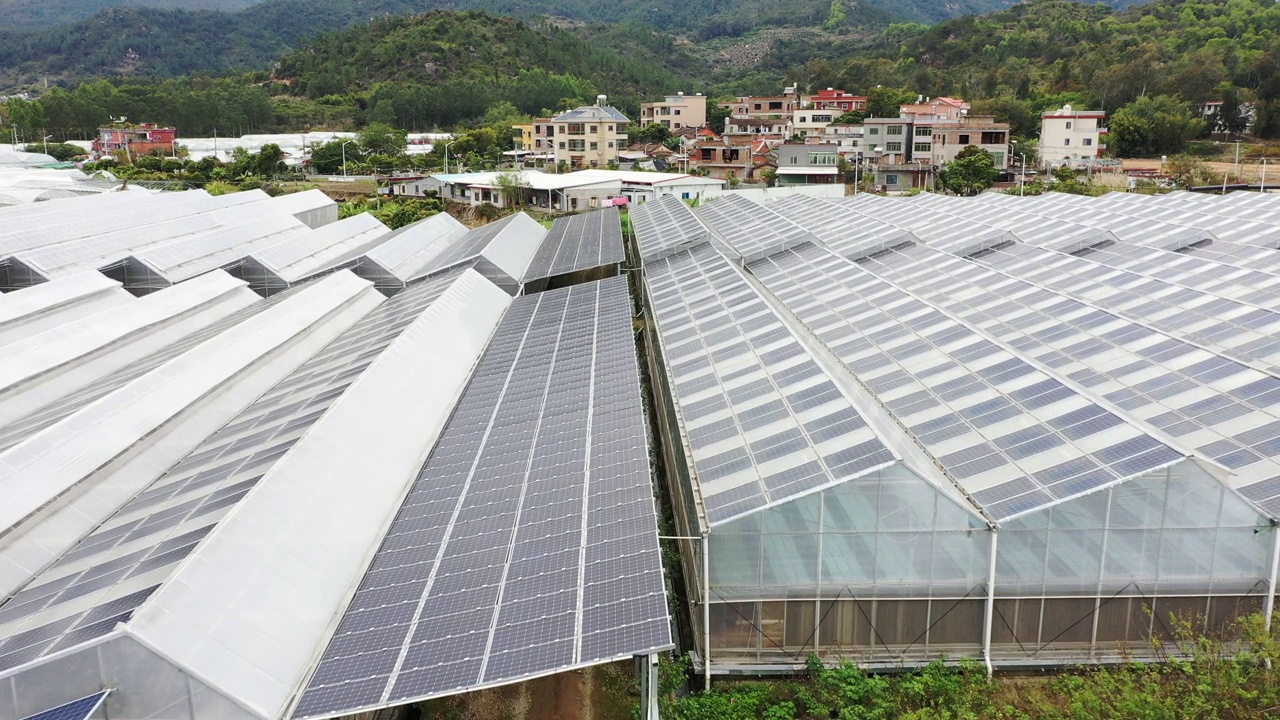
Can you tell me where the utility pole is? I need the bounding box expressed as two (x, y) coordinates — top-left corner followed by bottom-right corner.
(1235, 139), (1242, 182)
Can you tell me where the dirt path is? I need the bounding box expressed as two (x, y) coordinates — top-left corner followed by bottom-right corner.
(416, 662), (636, 720)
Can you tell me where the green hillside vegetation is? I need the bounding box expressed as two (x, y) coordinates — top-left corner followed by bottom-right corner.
(778, 0), (1280, 140)
(0, 12), (700, 139)
(0, 0), (256, 29)
(0, 0), (892, 87)
(270, 12), (698, 128)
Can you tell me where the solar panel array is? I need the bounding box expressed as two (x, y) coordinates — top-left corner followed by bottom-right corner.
(694, 194), (815, 261)
(523, 207), (625, 281)
(644, 243), (896, 523)
(645, 190), (1280, 523)
(17, 691), (109, 720)
(0, 271), (466, 674)
(628, 195), (709, 262)
(293, 276), (669, 719)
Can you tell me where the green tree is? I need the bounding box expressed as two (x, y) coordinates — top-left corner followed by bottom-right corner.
(1214, 85), (1250, 137)
(254, 143), (287, 177)
(309, 139), (362, 175)
(1108, 95), (1206, 157)
(938, 145), (998, 196)
(24, 142), (83, 161)
(635, 122), (672, 144)
(358, 123), (408, 157)
(866, 86), (914, 118)
(493, 171), (528, 207)
(707, 103), (732, 134)
(832, 110), (866, 125)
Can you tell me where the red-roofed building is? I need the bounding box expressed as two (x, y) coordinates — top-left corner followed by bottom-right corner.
(803, 89), (867, 113)
(92, 123), (177, 159)
(899, 96), (969, 121)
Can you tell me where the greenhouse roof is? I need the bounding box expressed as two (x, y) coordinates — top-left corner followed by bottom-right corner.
(637, 190), (1280, 527)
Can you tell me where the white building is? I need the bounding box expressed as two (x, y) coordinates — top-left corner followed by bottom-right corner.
(397, 169), (724, 211)
(1039, 104), (1106, 168)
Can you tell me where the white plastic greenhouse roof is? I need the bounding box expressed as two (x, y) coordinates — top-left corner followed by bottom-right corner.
(0, 272), (134, 347)
(245, 213), (392, 284)
(355, 212), (470, 292)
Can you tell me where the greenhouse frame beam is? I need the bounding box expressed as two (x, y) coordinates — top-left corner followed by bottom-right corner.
(982, 528), (999, 677)
(1266, 521), (1280, 631)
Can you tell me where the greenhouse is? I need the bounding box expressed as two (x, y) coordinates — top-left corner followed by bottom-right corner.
(630, 192), (1280, 674)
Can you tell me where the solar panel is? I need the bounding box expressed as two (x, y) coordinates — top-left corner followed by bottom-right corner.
(644, 242), (895, 523)
(629, 195), (708, 263)
(292, 275), (668, 719)
(746, 243), (1184, 521)
(17, 691), (109, 720)
(523, 207), (625, 281)
(695, 194), (815, 261)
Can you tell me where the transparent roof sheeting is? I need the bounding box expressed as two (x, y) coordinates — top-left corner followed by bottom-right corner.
(629, 195), (709, 263)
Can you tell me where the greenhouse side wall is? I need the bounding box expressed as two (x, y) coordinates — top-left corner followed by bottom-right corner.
(699, 463), (1277, 670)
(705, 464), (992, 666)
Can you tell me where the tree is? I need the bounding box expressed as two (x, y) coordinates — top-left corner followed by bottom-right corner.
(707, 103), (732, 135)
(866, 86), (915, 118)
(1215, 85), (1250, 138)
(494, 171), (528, 207)
(635, 122), (671, 144)
(358, 123), (408, 157)
(309, 139), (362, 175)
(1107, 95), (1206, 157)
(24, 142), (83, 161)
(760, 167), (777, 187)
(832, 111), (866, 125)
(254, 143), (287, 176)
(938, 146), (998, 196)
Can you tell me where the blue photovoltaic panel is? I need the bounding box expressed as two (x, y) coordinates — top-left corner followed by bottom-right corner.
(629, 195), (708, 262)
(18, 691), (109, 720)
(524, 208), (624, 281)
(292, 276), (669, 719)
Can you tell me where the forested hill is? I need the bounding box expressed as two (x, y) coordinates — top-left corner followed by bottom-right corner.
(0, 0), (856, 86)
(804, 0), (1280, 113)
(271, 11), (699, 126)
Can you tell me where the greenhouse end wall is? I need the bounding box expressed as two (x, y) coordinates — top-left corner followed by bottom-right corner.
(698, 462), (1277, 669)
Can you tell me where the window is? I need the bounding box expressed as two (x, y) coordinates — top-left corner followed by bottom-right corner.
(559, 141), (566, 149)
(1066, 121), (1073, 129)
(607, 125), (613, 132)
(885, 174), (899, 185)
(590, 141), (598, 150)
(769, 101), (782, 110)
(868, 127), (879, 136)
(682, 192), (690, 199)
(991, 152), (1005, 166)
(675, 109), (682, 115)
(799, 116), (808, 123)
(1064, 138), (1071, 146)
(590, 125), (598, 133)
(915, 126), (932, 136)
(958, 134), (970, 144)
(607, 141), (614, 148)
(887, 125), (904, 135)
(754, 103), (762, 110)
(1083, 138), (1093, 146)
(914, 142), (930, 152)
(886, 142), (902, 152)
(813, 115), (832, 123)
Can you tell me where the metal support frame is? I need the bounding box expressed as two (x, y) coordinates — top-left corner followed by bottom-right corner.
(1265, 521), (1280, 631)
(982, 528), (999, 677)
(702, 529), (711, 690)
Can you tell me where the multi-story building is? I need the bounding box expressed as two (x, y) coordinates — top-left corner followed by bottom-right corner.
(532, 118), (556, 154)
(806, 124), (864, 159)
(861, 112), (1009, 192)
(511, 124), (535, 151)
(640, 92), (707, 131)
(801, 89), (867, 114)
(718, 87), (800, 120)
(1039, 104), (1107, 168)
(792, 107), (837, 139)
(91, 123), (177, 159)
(550, 97), (630, 169)
(898, 96), (969, 121)
(774, 143), (840, 184)
(724, 116), (794, 138)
